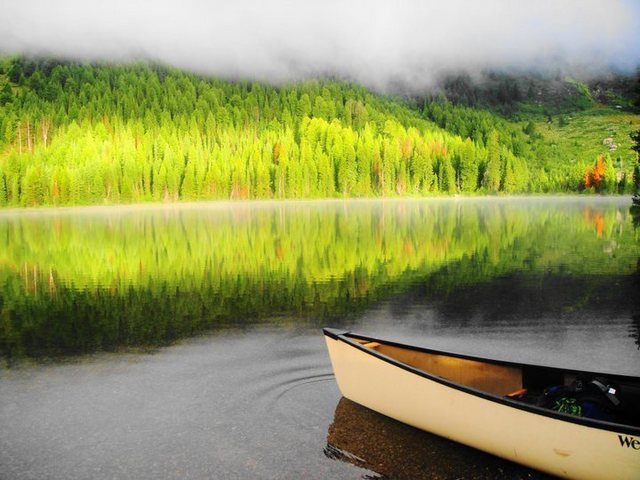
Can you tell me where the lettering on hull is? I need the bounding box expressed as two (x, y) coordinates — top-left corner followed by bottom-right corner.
(618, 435), (640, 450)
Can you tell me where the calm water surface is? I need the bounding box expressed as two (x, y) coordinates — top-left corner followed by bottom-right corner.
(0, 197), (638, 479)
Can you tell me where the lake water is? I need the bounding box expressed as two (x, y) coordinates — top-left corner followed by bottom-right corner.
(0, 197), (638, 479)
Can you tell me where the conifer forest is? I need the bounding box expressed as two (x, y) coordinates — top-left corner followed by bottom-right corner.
(0, 57), (637, 207)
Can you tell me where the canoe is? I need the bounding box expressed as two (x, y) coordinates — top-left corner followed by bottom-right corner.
(323, 328), (640, 480)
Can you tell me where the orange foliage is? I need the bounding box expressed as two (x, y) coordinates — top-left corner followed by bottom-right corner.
(583, 167), (593, 188)
(592, 155), (605, 186)
(582, 207), (605, 238)
(583, 155), (606, 190)
(594, 213), (604, 238)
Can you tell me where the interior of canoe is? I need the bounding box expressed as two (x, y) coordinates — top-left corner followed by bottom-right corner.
(354, 338), (524, 396)
(351, 335), (640, 427)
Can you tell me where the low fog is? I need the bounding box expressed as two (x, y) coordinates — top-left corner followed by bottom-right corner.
(1, 0), (639, 90)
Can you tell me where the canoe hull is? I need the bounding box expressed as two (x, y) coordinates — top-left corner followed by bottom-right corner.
(325, 334), (640, 480)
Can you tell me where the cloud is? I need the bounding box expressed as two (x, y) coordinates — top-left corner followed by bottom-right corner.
(1, 0), (638, 91)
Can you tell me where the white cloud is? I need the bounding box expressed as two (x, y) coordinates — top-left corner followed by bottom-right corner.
(1, 0), (638, 90)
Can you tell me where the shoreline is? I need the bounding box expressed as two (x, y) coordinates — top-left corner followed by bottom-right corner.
(0, 194), (636, 216)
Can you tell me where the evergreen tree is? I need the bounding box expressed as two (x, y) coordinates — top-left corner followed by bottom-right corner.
(355, 129), (373, 196)
(501, 148), (517, 193)
(338, 130), (357, 196)
(602, 154), (617, 194)
(382, 138), (399, 196)
(0, 169), (6, 205)
(458, 139), (478, 192)
(484, 130), (501, 192)
(181, 160), (197, 200)
(439, 155), (456, 193)
(21, 165), (44, 206)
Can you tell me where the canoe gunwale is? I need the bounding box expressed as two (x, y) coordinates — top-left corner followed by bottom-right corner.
(323, 328), (640, 436)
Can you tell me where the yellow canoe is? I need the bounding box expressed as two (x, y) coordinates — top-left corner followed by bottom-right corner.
(323, 328), (640, 480)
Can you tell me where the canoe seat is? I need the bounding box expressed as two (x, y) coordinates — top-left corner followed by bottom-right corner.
(363, 342), (381, 349)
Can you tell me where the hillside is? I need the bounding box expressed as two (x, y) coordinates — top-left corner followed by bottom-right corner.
(0, 57), (638, 207)
(421, 72), (640, 192)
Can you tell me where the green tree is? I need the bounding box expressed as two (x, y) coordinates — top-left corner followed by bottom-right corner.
(355, 128), (374, 196)
(501, 148), (517, 193)
(602, 153), (617, 194)
(439, 155), (456, 193)
(21, 165), (45, 206)
(316, 144), (334, 197)
(337, 130), (357, 196)
(0, 168), (6, 205)
(458, 139), (478, 192)
(381, 138), (399, 196)
(483, 130), (501, 192)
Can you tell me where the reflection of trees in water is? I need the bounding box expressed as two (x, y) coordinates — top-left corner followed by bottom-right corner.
(399, 271), (640, 326)
(325, 397), (552, 480)
(0, 277), (372, 363)
(632, 201), (640, 229)
(627, 137), (640, 345)
(1, 201), (639, 361)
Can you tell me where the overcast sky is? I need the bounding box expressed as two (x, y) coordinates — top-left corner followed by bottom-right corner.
(1, 0), (639, 90)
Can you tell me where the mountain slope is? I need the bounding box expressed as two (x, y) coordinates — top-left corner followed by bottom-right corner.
(0, 57), (637, 207)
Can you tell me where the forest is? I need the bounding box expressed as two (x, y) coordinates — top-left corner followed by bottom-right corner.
(0, 56), (638, 207)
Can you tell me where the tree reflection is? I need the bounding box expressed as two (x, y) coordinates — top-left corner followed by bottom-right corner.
(1, 200), (638, 361)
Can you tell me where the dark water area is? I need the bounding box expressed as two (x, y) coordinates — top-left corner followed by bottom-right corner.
(0, 197), (639, 479)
